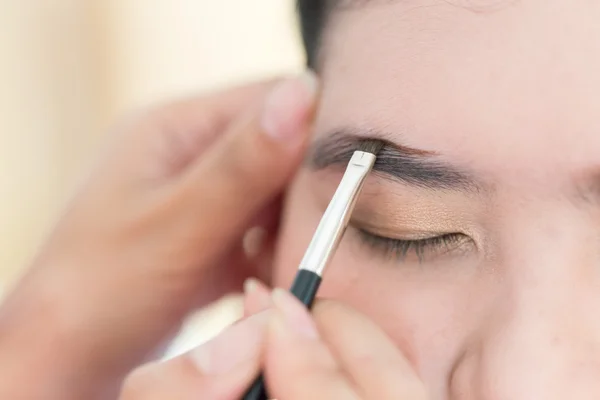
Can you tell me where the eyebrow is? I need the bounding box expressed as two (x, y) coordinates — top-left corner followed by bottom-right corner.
(306, 130), (479, 191)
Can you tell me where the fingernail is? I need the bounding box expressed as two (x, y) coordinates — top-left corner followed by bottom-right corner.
(271, 289), (319, 339)
(243, 277), (271, 309)
(190, 311), (269, 374)
(261, 71), (319, 145)
(244, 278), (272, 312)
(243, 277), (259, 295)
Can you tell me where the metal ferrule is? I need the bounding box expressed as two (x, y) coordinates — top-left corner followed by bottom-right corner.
(297, 151), (376, 276)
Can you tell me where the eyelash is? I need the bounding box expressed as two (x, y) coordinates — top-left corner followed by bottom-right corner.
(356, 229), (469, 262)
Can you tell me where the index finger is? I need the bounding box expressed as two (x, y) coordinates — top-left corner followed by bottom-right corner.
(120, 311), (271, 400)
(155, 79), (281, 135)
(174, 72), (319, 269)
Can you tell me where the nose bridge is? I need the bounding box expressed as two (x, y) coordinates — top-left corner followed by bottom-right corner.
(470, 206), (600, 399)
(476, 284), (585, 398)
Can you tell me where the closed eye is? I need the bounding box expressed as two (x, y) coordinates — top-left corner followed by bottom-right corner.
(355, 228), (472, 262)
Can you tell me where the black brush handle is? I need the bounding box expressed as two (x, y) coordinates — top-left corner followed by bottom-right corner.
(240, 269), (322, 400)
(288, 269), (322, 308)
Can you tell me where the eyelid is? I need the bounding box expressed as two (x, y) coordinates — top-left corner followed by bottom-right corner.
(351, 220), (464, 243)
(354, 224), (455, 241)
(350, 213), (464, 240)
(353, 226), (475, 262)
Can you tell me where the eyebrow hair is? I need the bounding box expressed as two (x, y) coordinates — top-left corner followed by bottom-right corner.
(307, 130), (479, 191)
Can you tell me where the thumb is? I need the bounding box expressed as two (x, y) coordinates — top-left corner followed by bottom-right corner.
(173, 72), (319, 267)
(120, 311), (270, 400)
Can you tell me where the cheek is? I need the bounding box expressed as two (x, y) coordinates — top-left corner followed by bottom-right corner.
(272, 174), (488, 386)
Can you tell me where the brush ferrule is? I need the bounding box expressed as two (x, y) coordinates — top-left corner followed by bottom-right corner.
(298, 150), (375, 276)
(349, 151), (376, 168)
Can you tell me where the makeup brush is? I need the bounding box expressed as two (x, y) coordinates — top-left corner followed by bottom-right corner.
(241, 139), (385, 400)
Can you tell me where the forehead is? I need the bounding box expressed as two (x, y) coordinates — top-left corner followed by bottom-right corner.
(317, 0), (600, 188)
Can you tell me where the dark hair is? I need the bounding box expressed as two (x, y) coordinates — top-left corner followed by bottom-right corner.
(297, 1), (327, 68)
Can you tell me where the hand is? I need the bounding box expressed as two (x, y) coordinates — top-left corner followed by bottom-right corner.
(0, 74), (317, 399)
(120, 280), (428, 400)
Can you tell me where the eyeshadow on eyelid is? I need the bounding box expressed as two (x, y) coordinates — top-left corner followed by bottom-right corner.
(351, 204), (470, 234)
(304, 162), (481, 238)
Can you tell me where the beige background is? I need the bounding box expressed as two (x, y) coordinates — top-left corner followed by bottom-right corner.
(0, 1), (304, 354)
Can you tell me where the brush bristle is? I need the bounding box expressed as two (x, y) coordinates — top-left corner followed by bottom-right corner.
(358, 139), (385, 155)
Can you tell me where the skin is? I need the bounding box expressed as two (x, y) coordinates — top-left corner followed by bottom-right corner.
(121, 282), (427, 400)
(3, 0), (600, 398)
(0, 73), (424, 399)
(0, 77), (325, 399)
(273, 0), (600, 398)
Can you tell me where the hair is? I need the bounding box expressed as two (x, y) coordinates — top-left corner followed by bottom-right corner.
(297, 0), (328, 68)
(297, 1), (372, 68)
(297, 1), (504, 67)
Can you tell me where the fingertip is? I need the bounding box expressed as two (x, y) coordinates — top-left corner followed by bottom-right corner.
(264, 307), (296, 357)
(270, 289), (319, 340)
(260, 71), (319, 149)
(188, 311), (269, 376)
(267, 310), (289, 343)
(243, 277), (259, 296)
(264, 305), (351, 400)
(243, 278), (272, 316)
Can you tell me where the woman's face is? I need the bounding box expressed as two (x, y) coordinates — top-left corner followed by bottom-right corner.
(273, 0), (600, 397)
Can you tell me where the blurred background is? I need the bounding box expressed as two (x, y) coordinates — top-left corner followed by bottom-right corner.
(0, 0), (304, 356)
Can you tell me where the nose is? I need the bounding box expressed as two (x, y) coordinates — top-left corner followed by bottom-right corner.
(464, 290), (600, 399)
(450, 213), (600, 399)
